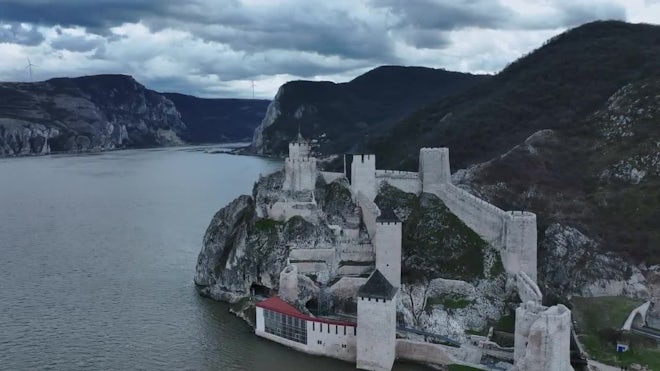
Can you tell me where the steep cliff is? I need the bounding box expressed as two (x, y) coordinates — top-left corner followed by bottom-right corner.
(250, 66), (487, 156)
(0, 75), (185, 156)
(195, 172), (509, 338)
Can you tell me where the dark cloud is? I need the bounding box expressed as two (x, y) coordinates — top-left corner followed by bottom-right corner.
(50, 34), (103, 52)
(373, 0), (626, 31)
(0, 23), (44, 46)
(0, 0), (175, 33)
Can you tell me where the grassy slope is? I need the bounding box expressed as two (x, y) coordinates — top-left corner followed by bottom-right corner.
(571, 296), (659, 369)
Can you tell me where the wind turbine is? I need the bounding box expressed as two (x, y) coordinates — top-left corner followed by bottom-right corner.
(251, 80), (255, 99)
(25, 58), (37, 81)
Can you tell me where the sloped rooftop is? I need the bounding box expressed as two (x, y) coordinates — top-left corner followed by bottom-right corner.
(377, 208), (400, 223)
(357, 269), (397, 300)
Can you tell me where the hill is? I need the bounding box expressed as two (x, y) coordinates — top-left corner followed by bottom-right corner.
(366, 21), (660, 294)
(0, 74), (186, 156)
(163, 93), (269, 144)
(250, 66), (488, 156)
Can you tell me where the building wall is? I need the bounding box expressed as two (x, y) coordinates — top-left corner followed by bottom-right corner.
(268, 201), (316, 222)
(351, 154), (377, 202)
(514, 303), (573, 371)
(306, 321), (357, 362)
(375, 170), (421, 194)
(357, 295), (397, 371)
(255, 307), (357, 363)
(375, 221), (402, 288)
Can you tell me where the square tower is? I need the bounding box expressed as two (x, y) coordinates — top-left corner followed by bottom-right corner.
(419, 147), (451, 191)
(375, 208), (402, 288)
(356, 270), (397, 371)
(346, 154), (377, 201)
(283, 135), (316, 192)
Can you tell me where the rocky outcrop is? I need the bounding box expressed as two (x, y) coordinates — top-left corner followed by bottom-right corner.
(0, 75), (186, 157)
(0, 119), (59, 156)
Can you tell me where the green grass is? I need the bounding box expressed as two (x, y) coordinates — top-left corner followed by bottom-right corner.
(571, 296), (659, 369)
(425, 294), (474, 312)
(447, 365), (482, 371)
(254, 218), (281, 232)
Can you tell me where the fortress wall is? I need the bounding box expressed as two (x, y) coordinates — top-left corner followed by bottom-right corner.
(268, 201), (316, 222)
(283, 157), (317, 192)
(336, 265), (372, 276)
(395, 339), (456, 366)
(357, 192), (380, 240)
(288, 248), (335, 261)
(376, 170), (422, 195)
(320, 171), (344, 184)
(429, 183), (507, 246)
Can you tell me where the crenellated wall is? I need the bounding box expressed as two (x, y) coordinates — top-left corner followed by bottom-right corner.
(376, 170), (421, 194)
(283, 156), (317, 192)
(427, 183), (507, 245)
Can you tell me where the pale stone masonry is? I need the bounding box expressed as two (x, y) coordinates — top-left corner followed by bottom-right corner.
(254, 135), (572, 371)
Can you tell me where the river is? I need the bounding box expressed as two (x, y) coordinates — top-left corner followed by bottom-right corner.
(0, 147), (432, 371)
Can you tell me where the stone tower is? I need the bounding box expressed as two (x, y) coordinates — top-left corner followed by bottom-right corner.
(347, 154), (376, 201)
(514, 302), (573, 371)
(356, 270), (397, 371)
(374, 208), (402, 288)
(283, 132), (316, 192)
(419, 147), (450, 191)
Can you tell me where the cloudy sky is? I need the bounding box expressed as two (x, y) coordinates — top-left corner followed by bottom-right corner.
(0, 0), (658, 99)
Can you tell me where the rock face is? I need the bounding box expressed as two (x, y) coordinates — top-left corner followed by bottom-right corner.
(194, 170), (338, 303)
(0, 75), (186, 157)
(196, 170), (510, 338)
(250, 66), (487, 157)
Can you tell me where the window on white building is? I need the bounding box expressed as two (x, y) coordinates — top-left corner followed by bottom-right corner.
(263, 309), (307, 344)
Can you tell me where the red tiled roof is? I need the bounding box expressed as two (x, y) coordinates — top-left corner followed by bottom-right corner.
(256, 296), (356, 327)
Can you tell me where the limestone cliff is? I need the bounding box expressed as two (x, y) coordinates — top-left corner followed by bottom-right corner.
(195, 173), (510, 338)
(0, 75), (185, 157)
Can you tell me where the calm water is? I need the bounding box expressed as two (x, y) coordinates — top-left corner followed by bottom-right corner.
(0, 147), (431, 371)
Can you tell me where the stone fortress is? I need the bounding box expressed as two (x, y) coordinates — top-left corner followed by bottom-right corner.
(254, 134), (574, 370)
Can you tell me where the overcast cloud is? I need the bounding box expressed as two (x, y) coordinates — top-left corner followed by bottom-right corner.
(0, 0), (658, 98)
